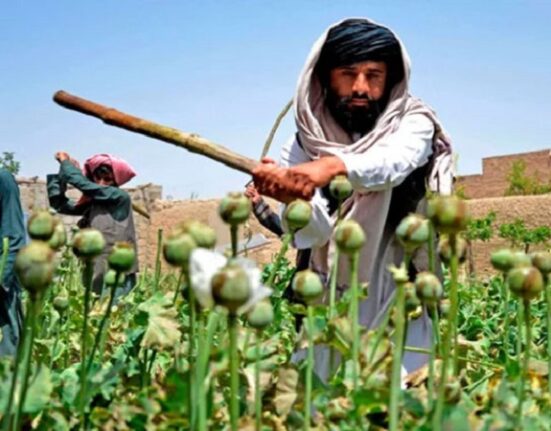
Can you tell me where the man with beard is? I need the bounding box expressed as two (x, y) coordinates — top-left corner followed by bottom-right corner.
(253, 18), (453, 375)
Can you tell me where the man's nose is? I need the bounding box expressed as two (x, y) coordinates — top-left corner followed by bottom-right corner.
(352, 74), (370, 95)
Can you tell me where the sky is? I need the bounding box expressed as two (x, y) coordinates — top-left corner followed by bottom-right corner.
(2, 1), (550, 199)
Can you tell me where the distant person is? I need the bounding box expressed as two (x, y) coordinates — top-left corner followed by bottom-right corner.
(47, 153), (138, 297)
(253, 18), (454, 374)
(0, 168), (26, 356)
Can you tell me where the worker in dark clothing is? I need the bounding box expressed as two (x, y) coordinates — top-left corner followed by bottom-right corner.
(0, 168), (26, 356)
(47, 152), (138, 297)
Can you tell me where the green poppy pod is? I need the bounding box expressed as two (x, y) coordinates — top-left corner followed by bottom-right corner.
(104, 269), (125, 287)
(48, 218), (67, 251)
(427, 195), (469, 234)
(108, 242), (136, 272)
(218, 192), (251, 226)
(15, 241), (56, 295)
(283, 199), (312, 233)
(507, 266), (544, 301)
(490, 249), (515, 273)
(532, 251), (551, 275)
(179, 220), (217, 249)
(163, 231), (197, 268)
(335, 220), (366, 255)
(438, 236), (467, 265)
(72, 229), (106, 260)
(27, 210), (56, 241)
(247, 300), (274, 329)
(211, 262), (252, 315)
(414, 271), (443, 306)
(53, 295), (69, 312)
(511, 251), (532, 269)
(292, 269), (324, 305)
(395, 214), (430, 252)
(329, 175), (353, 202)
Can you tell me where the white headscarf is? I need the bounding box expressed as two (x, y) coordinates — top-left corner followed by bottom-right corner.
(293, 18), (454, 284)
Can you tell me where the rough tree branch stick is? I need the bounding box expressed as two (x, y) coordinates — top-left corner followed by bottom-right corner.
(53, 90), (258, 175)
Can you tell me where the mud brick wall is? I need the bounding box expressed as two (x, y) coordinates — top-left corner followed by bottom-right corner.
(146, 198), (295, 272)
(466, 194), (551, 277)
(458, 149), (551, 199)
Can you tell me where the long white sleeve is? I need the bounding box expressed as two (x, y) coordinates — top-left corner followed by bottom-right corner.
(327, 114), (434, 192)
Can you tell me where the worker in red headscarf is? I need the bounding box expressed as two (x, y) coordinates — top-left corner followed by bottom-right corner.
(47, 152), (138, 297)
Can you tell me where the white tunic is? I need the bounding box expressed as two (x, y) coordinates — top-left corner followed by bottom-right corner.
(283, 114), (436, 376)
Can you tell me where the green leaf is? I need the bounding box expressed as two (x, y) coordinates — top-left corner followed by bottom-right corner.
(23, 365), (52, 413)
(272, 365), (299, 418)
(137, 293), (182, 351)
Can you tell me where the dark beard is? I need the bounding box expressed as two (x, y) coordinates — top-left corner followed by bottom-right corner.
(326, 91), (383, 136)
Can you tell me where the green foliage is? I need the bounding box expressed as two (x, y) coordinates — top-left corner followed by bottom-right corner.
(0, 152), (20, 175)
(498, 218), (551, 252)
(505, 159), (551, 196)
(3, 213), (551, 430)
(465, 211), (496, 242)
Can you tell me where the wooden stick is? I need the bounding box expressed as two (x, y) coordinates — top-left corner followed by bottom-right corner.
(53, 91), (258, 175)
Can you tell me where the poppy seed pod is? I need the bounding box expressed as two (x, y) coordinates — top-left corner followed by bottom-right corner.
(72, 229), (106, 260)
(439, 298), (451, 318)
(395, 214), (430, 252)
(211, 262), (252, 315)
(507, 266), (544, 301)
(283, 199), (312, 233)
(104, 269), (124, 287)
(218, 192), (251, 226)
(490, 249), (515, 273)
(292, 269), (324, 305)
(511, 251), (532, 269)
(427, 195), (469, 234)
(53, 295), (69, 312)
(335, 220), (366, 255)
(415, 271), (443, 306)
(329, 175), (353, 202)
(179, 220), (217, 249)
(48, 219), (67, 251)
(108, 242), (136, 272)
(27, 210), (56, 241)
(163, 231), (197, 268)
(15, 241), (56, 295)
(438, 236), (467, 265)
(531, 251), (551, 275)
(247, 299), (274, 329)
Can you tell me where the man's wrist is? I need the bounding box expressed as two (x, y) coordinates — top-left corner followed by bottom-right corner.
(324, 156), (347, 179)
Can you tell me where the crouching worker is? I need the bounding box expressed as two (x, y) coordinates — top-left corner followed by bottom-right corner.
(47, 152), (139, 297)
(0, 168), (25, 356)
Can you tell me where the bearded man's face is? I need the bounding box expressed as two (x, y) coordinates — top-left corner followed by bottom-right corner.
(326, 60), (387, 135)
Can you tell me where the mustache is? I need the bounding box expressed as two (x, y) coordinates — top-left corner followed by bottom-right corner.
(340, 92), (373, 103)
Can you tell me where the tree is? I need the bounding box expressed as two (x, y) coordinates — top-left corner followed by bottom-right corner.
(0, 152), (21, 175)
(464, 211), (496, 276)
(505, 160), (551, 196)
(498, 218), (551, 253)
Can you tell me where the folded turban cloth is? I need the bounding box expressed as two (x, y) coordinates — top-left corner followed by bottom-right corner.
(316, 19), (404, 86)
(83, 154), (136, 187)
